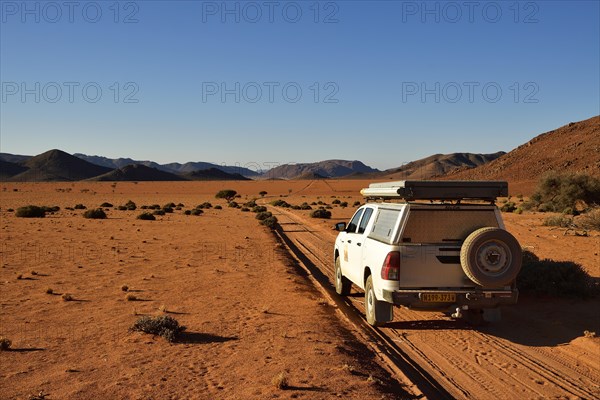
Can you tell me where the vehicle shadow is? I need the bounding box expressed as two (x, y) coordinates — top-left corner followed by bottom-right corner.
(386, 319), (473, 331)
(480, 296), (600, 347)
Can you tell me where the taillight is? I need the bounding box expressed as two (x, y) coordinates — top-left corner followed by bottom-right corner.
(381, 251), (400, 280)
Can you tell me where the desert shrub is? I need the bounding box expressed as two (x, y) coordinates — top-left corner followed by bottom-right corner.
(579, 207), (600, 230)
(500, 202), (517, 213)
(270, 199), (290, 208)
(537, 203), (555, 213)
(177, 203), (184, 207)
(299, 202), (312, 210)
(244, 200), (257, 208)
(15, 205), (45, 218)
(252, 206), (267, 213)
(100, 202), (113, 208)
(352, 201), (360, 207)
(196, 202), (212, 209)
(518, 251), (596, 298)
(529, 172), (600, 212)
(162, 207), (174, 213)
(121, 285), (129, 292)
(125, 293), (137, 301)
(137, 212), (156, 221)
(175, 207), (182, 210)
(260, 216), (279, 229)
(542, 215), (573, 228)
(191, 209), (203, 216)
(311, 209), (332, 219)
(561, 207), (580, 216)
(256, 211), (273, 221)
(74, 204), (86, 210)
(164, 202), (176, 208)
(332, 199), (341, 205)
(0, 337), (11, 351)
(215, 190), (237, 201)
(41, 206), (60, 213)
(149, 204), (161, 210)
(241, 207), (250, 212)
(125, 200), (137, 211)
(130, 315), (186, 342)
(214, 205), (222, 210)
(325, 205), (333, 209)
(272, 372), (288, 389)
(83, 209), (107, 219)
(228, 201), (239, 208)
(153, 210), (165, 216)
(339, 201), (348, 208)
(184, 210), (191, 215)
(62, 293), (73, 301)
(291, 205), (301, 210)
(317, 201), (324, 205)
(259, 191), (267, 197)
(117, 206), (127, 211)
(310, 202), (317, 205)
(7, 208), (14, 212)
(514, 208), (523, 214)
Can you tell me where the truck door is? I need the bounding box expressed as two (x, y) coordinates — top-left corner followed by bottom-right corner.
(345, 207), (374, 285)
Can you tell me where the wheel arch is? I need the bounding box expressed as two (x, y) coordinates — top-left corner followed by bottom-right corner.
(363, 267), (372, 287)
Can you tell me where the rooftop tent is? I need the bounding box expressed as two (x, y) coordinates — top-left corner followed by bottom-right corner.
(360, 180), (508, 201)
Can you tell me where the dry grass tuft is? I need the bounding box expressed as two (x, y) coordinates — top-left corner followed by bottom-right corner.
(271, 372), (289, 389)
(0, 337), (12, 351)
(584, 330), (597, 338)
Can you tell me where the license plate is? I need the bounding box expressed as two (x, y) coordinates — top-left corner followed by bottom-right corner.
(421, 293), (456, 302)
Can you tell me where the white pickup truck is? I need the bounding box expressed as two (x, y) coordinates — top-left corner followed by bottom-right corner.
(333, 181), (521, 326)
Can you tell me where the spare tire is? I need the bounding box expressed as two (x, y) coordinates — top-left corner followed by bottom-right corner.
(460, 227), (522, 287)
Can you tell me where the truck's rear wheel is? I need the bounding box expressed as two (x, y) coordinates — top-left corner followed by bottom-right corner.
(335, 257), (352, 296)
(461, 227), (522, 287)
(365, 276), (393, 326)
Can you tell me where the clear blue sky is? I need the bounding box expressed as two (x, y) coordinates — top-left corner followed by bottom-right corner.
(1, 0), (598, 171)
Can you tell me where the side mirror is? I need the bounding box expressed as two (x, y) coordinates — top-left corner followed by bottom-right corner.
(333, 222), (346, 231)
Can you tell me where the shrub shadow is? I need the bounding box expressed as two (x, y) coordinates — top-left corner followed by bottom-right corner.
(176, 332), (237, 345)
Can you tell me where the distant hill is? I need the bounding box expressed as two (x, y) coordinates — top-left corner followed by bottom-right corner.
(74, 153), (260, 177)
(7, 149), (112, 181)
(184, 168), (250, 181)
(378, 152), (506, 180)
(89, 164), (186, 181)
(294, 172), (327, 180)
(0, 153), (31, 164)
(263, 160), (378, 179)
(0, 160), (28, 180)
(443, 116), (600, 192)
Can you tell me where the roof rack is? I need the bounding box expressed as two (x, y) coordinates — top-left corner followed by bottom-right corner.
(360, 180), (508, 202)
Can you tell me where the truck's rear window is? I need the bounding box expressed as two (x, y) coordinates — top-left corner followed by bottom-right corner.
(401, 209), (499, 243)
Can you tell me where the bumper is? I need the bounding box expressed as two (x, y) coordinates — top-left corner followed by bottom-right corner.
(382, 288), (518, 310)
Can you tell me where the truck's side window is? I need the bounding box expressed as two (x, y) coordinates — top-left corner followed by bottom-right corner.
(357, 208), (373, 234)
(370, 209), (401, 242)
(347, 209), (364, 233)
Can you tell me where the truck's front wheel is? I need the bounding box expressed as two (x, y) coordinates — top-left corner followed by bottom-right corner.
(335, 257), (352, 296)
(365, 276), (393, 326)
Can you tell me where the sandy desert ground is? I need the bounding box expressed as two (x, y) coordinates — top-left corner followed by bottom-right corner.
(1, 180), (599, 400)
